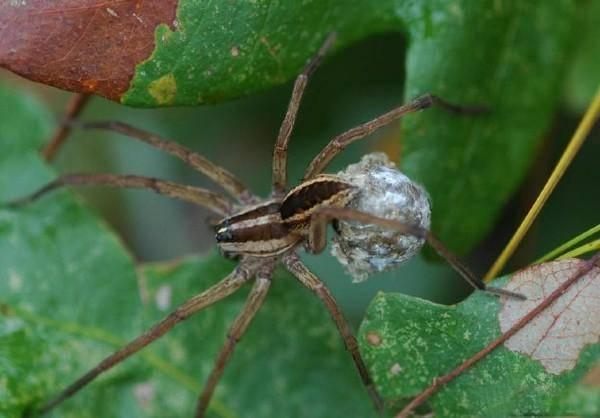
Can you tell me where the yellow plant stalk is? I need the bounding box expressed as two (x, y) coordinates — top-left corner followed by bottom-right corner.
(484, 86), (600, 282)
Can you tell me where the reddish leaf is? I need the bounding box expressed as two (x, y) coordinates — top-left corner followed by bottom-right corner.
(0, 0), (177, 101)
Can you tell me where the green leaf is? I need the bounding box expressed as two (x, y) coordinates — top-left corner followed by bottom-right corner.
(122, 0), (391, 106)
(0, 85), (155, 417)
(0, 86), (375, 417)
(359, 260), (599, 416)
(399, 0), (579, 253)
(549, 384), (600, 415)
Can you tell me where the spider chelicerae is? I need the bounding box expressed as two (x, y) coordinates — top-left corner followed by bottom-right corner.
(11, 33), (523, 417)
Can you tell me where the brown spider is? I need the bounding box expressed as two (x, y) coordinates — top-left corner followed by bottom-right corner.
(11, 34), (522, 417)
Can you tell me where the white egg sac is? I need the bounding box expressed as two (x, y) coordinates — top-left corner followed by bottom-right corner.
(331, 153), (431, 282)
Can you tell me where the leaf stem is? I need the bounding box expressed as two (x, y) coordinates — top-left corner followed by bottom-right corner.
(557, 239), (600, 261)
(395, 251), (600, 418)
(484, 85), (600, 282)
(534, 223), (600, 264)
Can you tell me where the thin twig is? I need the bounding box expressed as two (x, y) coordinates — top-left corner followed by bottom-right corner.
(42, 93), (91, 161)
(557, 239), (600, 261)
(484, 86), (600, 281)
(395, 251), (600, 418)
(534, 223), (600, 264)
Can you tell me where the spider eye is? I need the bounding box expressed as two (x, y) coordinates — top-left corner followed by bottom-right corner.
(215, 228), (234, 242)
(331, 152), (431, 282)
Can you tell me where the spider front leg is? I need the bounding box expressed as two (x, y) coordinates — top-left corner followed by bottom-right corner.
(6, 173), (232, 217)
(304, 94), (486, 179)
(64, 119), (254, 203)
(272, 33), (336, 195)
(282, 252), (385, 413)
(38, 261), (257, 415)
(195, 261), (274, 418)
(314, 207), (525, 300)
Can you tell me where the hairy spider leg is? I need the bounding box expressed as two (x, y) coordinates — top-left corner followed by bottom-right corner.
(66, 119), (254, 203)
(6, 173), (232, 217)
(272, 32), (337, 195)
(312, 207), (526, 300)
(304, 93), (486, 179)
(38, 261), (258, 415)
(283, 252), (385, 412)
(195, 260), (275, 418)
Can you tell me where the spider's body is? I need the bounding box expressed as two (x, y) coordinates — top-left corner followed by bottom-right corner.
(10, 33), (523, 418)
(215, 175), (356, 257)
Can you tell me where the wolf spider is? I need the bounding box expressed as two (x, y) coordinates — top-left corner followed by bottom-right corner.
(11, 34), (523, 417)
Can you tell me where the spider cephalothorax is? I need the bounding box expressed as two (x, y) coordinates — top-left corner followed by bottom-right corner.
(9, 33), (523, 418)
(216, 174), (356, 257)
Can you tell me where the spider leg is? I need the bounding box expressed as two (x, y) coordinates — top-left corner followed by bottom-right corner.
(304, 93), (486, 179)
(65, 119), (254, 203)
(282, 252), (385, 413)
(39, 261), (257, 415)
(272, 33), (336, 195)
(5, 173), (232, 217)
(42, 93), (92, 161)
(314, 206), (526, 300)
(195, 261), (274, 418)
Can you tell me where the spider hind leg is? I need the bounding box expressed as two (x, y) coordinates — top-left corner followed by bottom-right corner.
(38, 262), (256, 415)
(195, 261), (275, 418)
(283, 252), (385, 413)
(314, 206), (526, 300)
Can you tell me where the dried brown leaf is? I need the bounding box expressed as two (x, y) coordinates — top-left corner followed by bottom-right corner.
(500, 259), (600, 374)
(0, 0), (177, 100)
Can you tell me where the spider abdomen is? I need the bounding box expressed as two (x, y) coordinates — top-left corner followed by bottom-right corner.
(281, 174), (356, 230)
